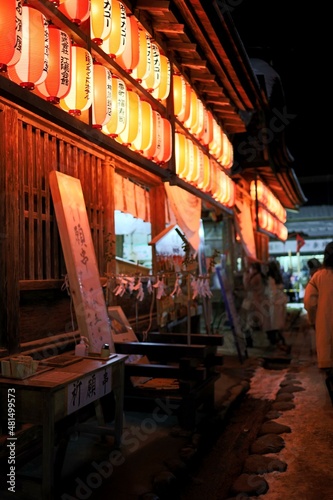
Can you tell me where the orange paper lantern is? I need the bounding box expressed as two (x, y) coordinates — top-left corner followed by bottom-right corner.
(131, 99), (153, 153)
(58, 0), (90, 25)
(116, 89), (140, 146)
(36, 26), (71, 104)
(0, 0), (23, 72)
(102, 74), (127, 138)
(152, 54), (171, 101)
(115, 14), (140, 74)
(59, 45), (93, 116)
(7, 6), (49, 90)
(132, 30), (151, 83)
(92, 63), (112, 129)
(141, 42), (161, 92)
(90, 0), (112, 45)
(101, 0), (127, 59)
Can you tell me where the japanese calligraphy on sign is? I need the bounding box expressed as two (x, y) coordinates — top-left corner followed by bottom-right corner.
(49, 171), (114, 353)
(67, 366), (112, 415)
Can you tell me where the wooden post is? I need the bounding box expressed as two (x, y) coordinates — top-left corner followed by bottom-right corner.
(0, 105), (20, 353)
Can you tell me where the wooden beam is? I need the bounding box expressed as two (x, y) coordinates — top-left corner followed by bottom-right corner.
(154, 22), (184, 34)
(180, 58), (207, 69)
(190, 71), (216, 82)
(135, 0), (170, 11)
(168, 42), (197, 52)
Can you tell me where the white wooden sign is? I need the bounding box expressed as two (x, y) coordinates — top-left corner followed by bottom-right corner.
(49, 170), (114, 354)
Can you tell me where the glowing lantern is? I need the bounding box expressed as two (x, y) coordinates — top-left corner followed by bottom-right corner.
(209, 119), (223, 158)
(187, 143), (200, 183)
(0, 0), (23, 72)
(155, 118), (172, 164)
(219, 133), (233, 169)
(191, 99), (205, 137)
(152, 54), (170, 101)
(141, 42), (161, 92)
(58, 0), (90, 25)
(142, 111), (160, 161)
(102, 74), (127, 138)
(116, 14), (140, 74)
(184, 88), (199, 132)
(132, 30), (151, 83)
(92, 63), (112, 129)
(101, 0), (126, 58)
(198, 109), (214, 146)
(90, 0), (112, 45)
(7, 6), (48, 91)
(175, 132), (187, 177)
(59, 45), (92, 116)
(116, 89), (140, 146)
(197, 151), (210, 192)
(173, 74), (191, 123)
(36, 26), (71, 104)
(131, 99), (153, 153)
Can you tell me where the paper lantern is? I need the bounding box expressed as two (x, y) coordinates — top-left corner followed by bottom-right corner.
(175, 132), (186, 177)
(59, 46), (93, 116)
(219, 133), (233, 169)
(92, 63), (112, 129)
(131, 100), (153, 153)
(132, 30), (151, 83)
(209, 119), (223, 158)
(152, 54), (171, 101)
(36, 26), (71, 104)
(141, 42), (161, 92)
(7, 6), (49, 90)
(184, 88), (199, 132)
(102, 75), (127, 138)
(90, 0), (112, 45)
(173, 74), (191, 123)
(197, 150), (210, 191)
(0, 0), (23, 72)
(101, 0), (126, 59)
(155, 118), (172, 164)
(116, 89), (140, 146)
(197, 109), (213, 146)
(142, 111), (161, 161)
(115, 14), (140, 73)
(58, 0), (90, 25)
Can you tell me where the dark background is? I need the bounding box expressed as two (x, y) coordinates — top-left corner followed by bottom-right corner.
(229, 0), (330, 206)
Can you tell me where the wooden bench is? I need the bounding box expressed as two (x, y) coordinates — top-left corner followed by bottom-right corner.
(114, 333), (224, 430)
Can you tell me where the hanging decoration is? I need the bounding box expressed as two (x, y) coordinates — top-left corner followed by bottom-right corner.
(7, 6), (49, 90)
(131, 29), (151, 83)
(101, 0), (126, 59)
(90, 0), (112, 45)
(131, 99), (153, 153)
(152, 54), (171, 101)
(115, 13), (140, 73)
(173, 73), (191, 123)
(58, 0), (90, 25)
(0, 0), (23, 73)
(141, 42), (161, 93)
(116, 88), (140, 147)
(92, 62), (112, 129)
(102, 74), (127, 138)
(36, 26), (71, 104)
(59, 45), (93, 116)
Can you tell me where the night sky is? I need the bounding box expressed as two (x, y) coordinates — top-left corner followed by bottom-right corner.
(229, 0), (330, 205)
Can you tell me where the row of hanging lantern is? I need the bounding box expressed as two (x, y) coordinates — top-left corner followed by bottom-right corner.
(250, 180), (288, 241)
(173, 74), (233, 170)
(0, 1), (234, 207)
(175, 133), (235, 208)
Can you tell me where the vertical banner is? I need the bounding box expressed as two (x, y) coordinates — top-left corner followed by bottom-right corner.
(215, 256), (247, 363)
(49, 171), (114, 354)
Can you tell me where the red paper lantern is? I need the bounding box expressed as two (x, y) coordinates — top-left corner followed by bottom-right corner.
(7, 6), (49, 90)
(0, 0), (23, 72)
(36, 26), (71, 104)
(115, 14), (140, 74)
(102, 75), (127, 138)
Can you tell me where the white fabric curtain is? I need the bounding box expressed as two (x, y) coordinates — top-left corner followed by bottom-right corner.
(114, 173), (150, 222)
(164, 182), (202, 253)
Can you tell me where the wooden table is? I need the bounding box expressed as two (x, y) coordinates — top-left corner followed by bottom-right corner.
(0, 354), (127, 500)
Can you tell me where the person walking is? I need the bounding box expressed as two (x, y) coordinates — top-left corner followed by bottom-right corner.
(266, 259), (289, 349)
(304, 241), (333, 403)
(241, 261), (268, 347)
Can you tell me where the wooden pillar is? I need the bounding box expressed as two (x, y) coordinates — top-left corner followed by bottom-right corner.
(102, 156), (116, 277)
(0, 104), (20, 353)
